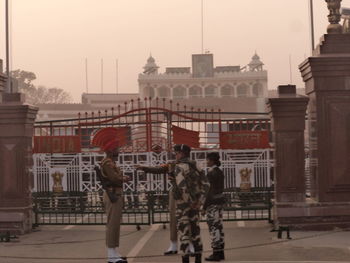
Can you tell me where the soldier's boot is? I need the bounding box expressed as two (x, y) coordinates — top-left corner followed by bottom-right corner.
(219, 244), (225, 260)
(205, 250), (221, 261)
(195, 253), (202, 263)
(182, 255), (190, 263)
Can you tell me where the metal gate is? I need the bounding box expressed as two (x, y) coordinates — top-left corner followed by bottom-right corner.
(32, 98), (273, 225)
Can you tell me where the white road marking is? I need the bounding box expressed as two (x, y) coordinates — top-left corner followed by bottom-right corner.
(237, 221), (245, 227)
(126, 224), (160, 262)
(63, 225), (75, 230)
(62, 214), (89, 230)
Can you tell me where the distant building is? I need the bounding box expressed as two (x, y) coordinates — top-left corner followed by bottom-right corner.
(36, 93), (138, 121)
(37, 53), (279, 122)
(138, 53), (268, 114)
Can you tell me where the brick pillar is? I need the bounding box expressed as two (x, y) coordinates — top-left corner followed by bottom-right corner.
(267, 85), (308, 227)
(281, 33), (350, 230)
(0, 91), (38, 234)
(300, 34), (350, 202)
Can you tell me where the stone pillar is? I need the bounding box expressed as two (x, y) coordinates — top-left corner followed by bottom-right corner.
(267, 85), (309, 227)
(0, 90), (38, 234)
(289, 33), (350, 229)
(300, 34), (350, 202)
(233, 85), (237, 98)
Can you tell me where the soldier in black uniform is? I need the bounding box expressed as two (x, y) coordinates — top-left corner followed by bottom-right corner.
(203, 152), (225, 261)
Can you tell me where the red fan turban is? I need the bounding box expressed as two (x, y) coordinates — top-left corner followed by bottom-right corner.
(91, 127), (120, 152)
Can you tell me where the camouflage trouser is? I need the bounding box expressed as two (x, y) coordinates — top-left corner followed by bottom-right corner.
(206, 204), (224, 249)
(176, 203), (203, 255)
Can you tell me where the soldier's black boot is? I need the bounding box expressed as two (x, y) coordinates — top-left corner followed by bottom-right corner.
(195, 253), (202, 263)
(219, 245), (225, 260)
(205, 250), (221, 261)
(182, 255), (190, 263)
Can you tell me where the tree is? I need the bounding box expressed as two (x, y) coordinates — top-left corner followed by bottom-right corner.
(10, 69), (36, 92)
(10, 69), (72, 104)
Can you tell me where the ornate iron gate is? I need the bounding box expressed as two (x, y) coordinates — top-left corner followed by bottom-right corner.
(32, 98), (273, 225)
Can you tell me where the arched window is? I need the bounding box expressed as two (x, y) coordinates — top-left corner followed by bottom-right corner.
(144, 86), (155, 98)
(173, 86), (186, 99)
(252, 82), (263, 97)
(237, 84), (248, 97)
(158, 86), (170, 98)
(189, 85), (202, 97)
(205, 85), (218, 97)
(221, 85), (233, 97)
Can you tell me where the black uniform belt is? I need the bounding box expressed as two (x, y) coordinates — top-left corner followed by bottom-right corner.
(106, 187), (123, 194)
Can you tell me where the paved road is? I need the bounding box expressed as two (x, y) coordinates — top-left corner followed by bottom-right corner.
(1, 221), (350, 263)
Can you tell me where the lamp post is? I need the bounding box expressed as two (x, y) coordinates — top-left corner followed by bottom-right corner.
(325, 0), (343, 34)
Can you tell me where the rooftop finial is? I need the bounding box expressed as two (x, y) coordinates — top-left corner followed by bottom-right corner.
(325, 0), (343, 34)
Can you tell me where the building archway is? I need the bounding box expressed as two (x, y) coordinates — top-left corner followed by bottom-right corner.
(205, 85), (218, 97)
(173, 86), (186, 99)
(221, 84), (233, 97)
(189, 85), (202, 98)
(158, 86), (170, 98)
(237, 83), (248, 97)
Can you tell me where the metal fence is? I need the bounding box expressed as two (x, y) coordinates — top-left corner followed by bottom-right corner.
(32, 149), (273, 226)
(32, 189), (272, 226)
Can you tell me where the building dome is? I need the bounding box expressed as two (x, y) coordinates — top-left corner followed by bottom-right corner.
(143, 55), (159, 75)
(248, 52), (264, 71)
(147, 56), (155, 63)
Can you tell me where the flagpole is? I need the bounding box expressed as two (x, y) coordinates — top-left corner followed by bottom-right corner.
(201, 0), (204, 54)
(101, 58), (103, 94)
(116, 59), (118, 94)
(5, 0), (11, 92)
(85, 58), (88, 93)
(309, 0), (315, 52)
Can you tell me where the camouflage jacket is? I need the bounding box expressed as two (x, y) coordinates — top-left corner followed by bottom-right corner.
(174, 158), (209, 205)
(141, 159), (209, 205)
(101, 157), (123, 188)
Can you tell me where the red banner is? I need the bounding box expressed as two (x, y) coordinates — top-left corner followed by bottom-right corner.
(33, 136), (81, 153)
(219, 131), (270, 149)
(172, 125), (200, 148)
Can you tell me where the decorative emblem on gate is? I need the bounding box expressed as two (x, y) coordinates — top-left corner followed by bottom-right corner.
(51, 172), (64, 193)
(239, 168), (252, 192)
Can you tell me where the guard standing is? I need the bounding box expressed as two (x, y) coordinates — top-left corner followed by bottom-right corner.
(137, 144), (209, 263)
(203, 152), (225, 261)
(92, 128), (128, 263)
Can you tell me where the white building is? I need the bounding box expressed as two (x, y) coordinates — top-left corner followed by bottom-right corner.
(138, 53), (268, 104)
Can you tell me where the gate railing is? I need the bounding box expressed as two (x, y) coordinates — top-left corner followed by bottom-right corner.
(34, 97), (270, 153)
(33, 150), (272, 193)
(32, 188), (273, 227)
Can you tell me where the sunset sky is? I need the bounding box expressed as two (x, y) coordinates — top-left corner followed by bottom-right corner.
(1, 0), (349, 101)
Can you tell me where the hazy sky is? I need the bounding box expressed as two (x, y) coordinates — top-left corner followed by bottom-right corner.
(1, 0), (350, 102)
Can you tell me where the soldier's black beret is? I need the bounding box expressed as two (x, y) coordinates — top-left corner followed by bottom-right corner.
(173, 144), (191, 154)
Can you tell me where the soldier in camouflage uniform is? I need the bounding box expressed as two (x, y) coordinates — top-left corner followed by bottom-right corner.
(137, 144), (209, 263)
(203, 152), (225, 261)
